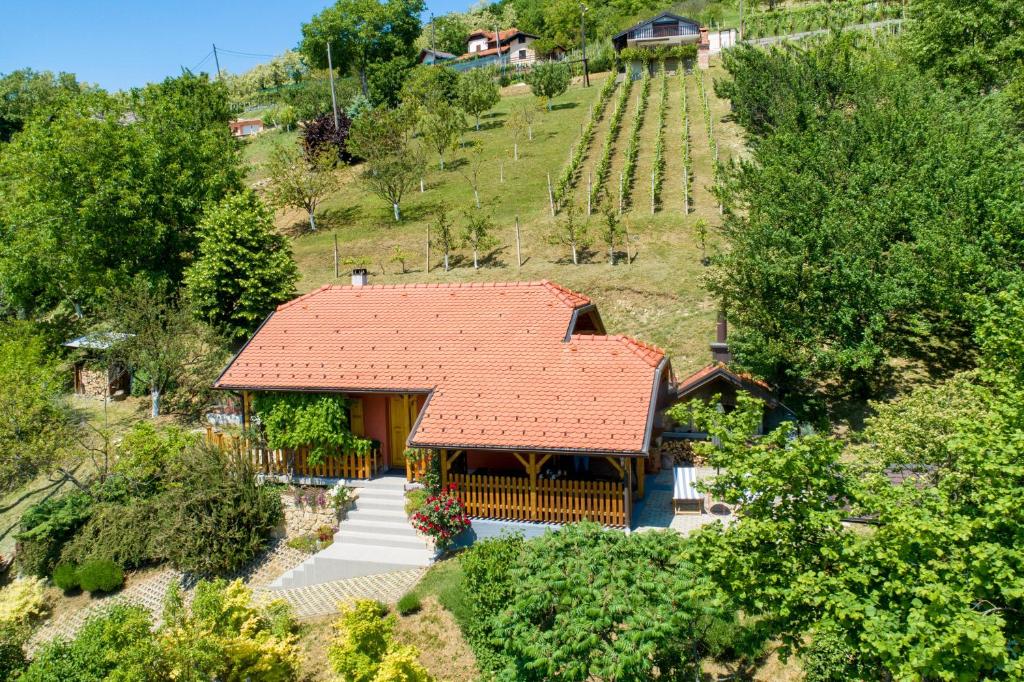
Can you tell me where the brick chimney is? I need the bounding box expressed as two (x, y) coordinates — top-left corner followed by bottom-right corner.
(351, 268), (368, 287)
(710, 313), (731, 364)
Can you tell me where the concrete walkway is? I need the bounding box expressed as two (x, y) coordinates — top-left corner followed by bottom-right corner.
(269, 474), (433, 590)
(259, 568), (426, 619)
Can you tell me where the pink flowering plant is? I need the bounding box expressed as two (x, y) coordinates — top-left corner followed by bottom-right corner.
(410, 483), (471, 552)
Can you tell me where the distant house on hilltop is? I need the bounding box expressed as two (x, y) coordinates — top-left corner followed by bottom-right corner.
(453, 28), (564, 71)
(612, 11), (736, 75)
(417, 48), (456, 65)
(229, 117), (264, 137)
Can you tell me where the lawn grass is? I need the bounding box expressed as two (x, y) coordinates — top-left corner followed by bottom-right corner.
(245, 63), (744, 376)
(400, 556), (473, 631)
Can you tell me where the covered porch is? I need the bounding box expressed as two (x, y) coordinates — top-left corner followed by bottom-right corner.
(425, 448), (648, 528)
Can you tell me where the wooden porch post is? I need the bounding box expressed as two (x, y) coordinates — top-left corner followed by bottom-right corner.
(623, 456), (633, 531)
(440, 449), (448, 488)
(241, 391), (251, 431)
(529, 452), (537, 521)
(637, 457), (645, 500)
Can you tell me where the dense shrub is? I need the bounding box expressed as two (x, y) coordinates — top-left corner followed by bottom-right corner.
(51, 562), (79, 592)
(302, 111), (355, 163)
(328, 599), (433, 682)
(76, 559), (124, 594)
(24, 580), (299, 681)
(329, 600), (394, 681)
(160, 579), (300, 681)
(0, 577), (49, 681)
(465, 522), (738, 680)
(60, 501), (160, 568)
(21, 604), (164, 681)
(460, 533), (524, 619)
(0, 577), (50, 632)
(16, 490), (94, 577)
(151, 445), (282, 574)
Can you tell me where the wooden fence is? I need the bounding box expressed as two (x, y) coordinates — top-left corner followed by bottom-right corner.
(406, 457), (429, 483)
(206, 428), (381, 480)
(450, 473), (625, 527)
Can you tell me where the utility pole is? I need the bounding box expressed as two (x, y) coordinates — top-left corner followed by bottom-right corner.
(580, 4), (590, 87)
(430, 13), (437, 60)
(212, 44), (221, 80)
(494, 23), (504, 78)
(326, 41), (340, 131)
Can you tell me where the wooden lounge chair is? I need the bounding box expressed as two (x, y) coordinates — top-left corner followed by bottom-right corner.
(673, 466), (705, 515)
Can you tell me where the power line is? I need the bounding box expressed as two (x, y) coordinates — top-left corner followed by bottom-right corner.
(216, 47), (276, 59)
(189, 50), (214, 72)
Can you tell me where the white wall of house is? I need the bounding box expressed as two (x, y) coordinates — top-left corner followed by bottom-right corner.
(468, 35), (489, 52)
(508, 35), (537, 65)
(708, 29), (737, 54)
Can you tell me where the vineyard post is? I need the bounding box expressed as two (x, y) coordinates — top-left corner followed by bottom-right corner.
(614, 169), (622, 215)
(515, 215), (522, 268)
(685, 173), (690, 214)
(547, 172), (555, 216)
(425, 224), (431, 273)
(333, 234), (339, 278)
(623, 217), (632, 265)
(420, 177), (424, 193)
(587, 171), (593, 215)
(651, 169), (655, 215)
(499, 159), (504, 183)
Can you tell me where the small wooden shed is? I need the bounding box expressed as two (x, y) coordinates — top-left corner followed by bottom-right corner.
(64, 333), (132, 399)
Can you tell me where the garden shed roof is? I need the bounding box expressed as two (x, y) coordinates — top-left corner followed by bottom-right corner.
(216, 281), (668, 455)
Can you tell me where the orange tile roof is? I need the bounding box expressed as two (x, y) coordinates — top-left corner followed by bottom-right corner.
(216, 281), (667, 455)
(675, 362), (777, 404)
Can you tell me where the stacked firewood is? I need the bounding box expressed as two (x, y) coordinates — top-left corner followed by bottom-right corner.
(657, 439), (708, 466)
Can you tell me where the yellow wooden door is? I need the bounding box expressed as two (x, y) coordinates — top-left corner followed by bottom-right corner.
(388, 395), (417, 468)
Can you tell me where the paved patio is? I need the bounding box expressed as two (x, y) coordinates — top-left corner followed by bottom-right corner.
(633, 467), (732, 534)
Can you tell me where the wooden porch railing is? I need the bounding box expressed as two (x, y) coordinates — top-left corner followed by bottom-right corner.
(450, 473), (625, 527)
(206, 428), (380, 480)
(406, 457), (429, 483)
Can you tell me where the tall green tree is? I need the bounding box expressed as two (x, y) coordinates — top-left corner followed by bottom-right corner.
(264, 143), (340, 233)
(709, 38), (1024, 400)
(299, 0), (425, 101)
(184, 191), (299, 344)
(346, 106), (425, 221)
(680, 283), (1024, 679)
(457, 68), (500, 130)
(0, 324), (74, 493)
(107, 278), (222, 418)
(906, 0), (1024, 94)
(418, 99), (465, 170)
(0, 74), (241, 323)
(0, 68), (83, 142)
(428, 14), (470, 56)
(526, 62), (571, 111)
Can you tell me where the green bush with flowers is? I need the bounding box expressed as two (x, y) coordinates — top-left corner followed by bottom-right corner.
(409, 484), (470, 552)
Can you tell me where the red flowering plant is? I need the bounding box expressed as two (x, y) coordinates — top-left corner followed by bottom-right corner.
(410, 483), (471, 552)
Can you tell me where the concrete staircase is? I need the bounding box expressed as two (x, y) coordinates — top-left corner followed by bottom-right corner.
(268, 474), (433, 590)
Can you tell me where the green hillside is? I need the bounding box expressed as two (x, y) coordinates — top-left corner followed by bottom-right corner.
(244, 65), (741, 375)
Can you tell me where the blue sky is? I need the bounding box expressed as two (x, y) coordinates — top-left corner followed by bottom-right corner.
(0, 0), (470, 91)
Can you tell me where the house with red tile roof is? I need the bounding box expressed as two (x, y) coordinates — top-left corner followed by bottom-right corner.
(454, 28), (565, 71)
(214, 279), (675, 527)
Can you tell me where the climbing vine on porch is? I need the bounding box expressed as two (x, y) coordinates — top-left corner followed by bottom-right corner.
(252, 393), (372, 466)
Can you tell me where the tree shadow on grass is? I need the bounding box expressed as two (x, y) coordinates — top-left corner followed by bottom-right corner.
(479, 245), (509, 268)
(549, 102), (578, 111)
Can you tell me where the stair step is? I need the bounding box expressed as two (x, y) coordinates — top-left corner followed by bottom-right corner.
(342, 520), (420, 537)
(337, 530), (427, 549)
(353, 498), (407, 511)
(347, 509), (410, 523)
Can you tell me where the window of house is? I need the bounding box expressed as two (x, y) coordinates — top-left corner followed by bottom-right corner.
(518, 49), (527, 60)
